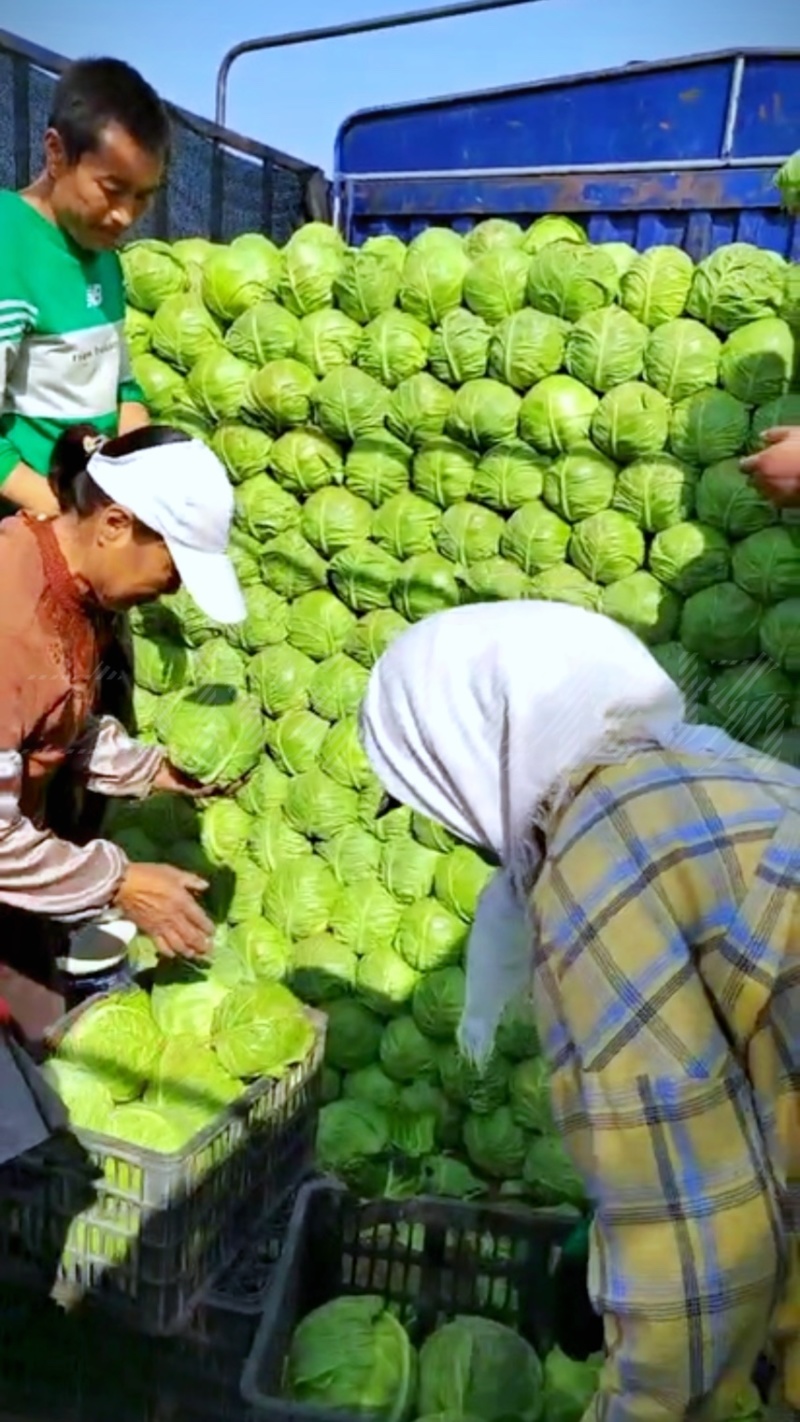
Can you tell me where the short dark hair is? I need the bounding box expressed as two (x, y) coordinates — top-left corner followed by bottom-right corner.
(49, 57), (171, 164)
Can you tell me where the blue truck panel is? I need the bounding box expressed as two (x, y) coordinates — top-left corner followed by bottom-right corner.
(335, 49), (800, 260)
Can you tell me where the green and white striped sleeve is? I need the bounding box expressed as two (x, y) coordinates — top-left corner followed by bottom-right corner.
(0, 293), (38, 483)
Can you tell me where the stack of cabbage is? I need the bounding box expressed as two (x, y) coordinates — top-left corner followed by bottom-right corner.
(116, 218), (800, 1200)
(282, 1296), (602, 1422)
(280, 1291), (762, 1422)
(43, 978), (316, 1155)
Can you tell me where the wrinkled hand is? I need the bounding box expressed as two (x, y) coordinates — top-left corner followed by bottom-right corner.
(151, 762), (209, 798)
(741, 427), (800, 506)
(151, 761), (245, 800)
(113, 861), (213, 960)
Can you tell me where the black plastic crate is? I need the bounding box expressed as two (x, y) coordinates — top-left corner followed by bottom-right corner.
(0, 1284), (257, 1422)
(205, 1181), (309, 1316)
(241, 1181), (582, 1421)
(0, 1185), (306, 1422)
(184, 1179), (311, 1365)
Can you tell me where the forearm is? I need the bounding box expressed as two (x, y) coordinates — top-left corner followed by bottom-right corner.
(118, 400), (150, 436)
(0, 751), (126, 921)
(72, 715), (164, 799)
(0, 462), (59, 516)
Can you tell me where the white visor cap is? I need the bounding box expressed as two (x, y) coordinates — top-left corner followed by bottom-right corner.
(87, 437), (246, 625)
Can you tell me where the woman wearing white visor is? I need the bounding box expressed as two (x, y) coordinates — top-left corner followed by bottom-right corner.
(0, 422), (246, 1084)
(361, 599), (800, 1419)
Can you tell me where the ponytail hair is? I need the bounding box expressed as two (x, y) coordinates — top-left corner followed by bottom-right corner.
(49, 422), (191, 516)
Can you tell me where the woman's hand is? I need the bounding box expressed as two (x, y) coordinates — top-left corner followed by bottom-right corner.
(113, 862), (213, 960)
(151, 762), (208, 798)
(741, 427), (800, 505)
(151, 762), (247, 800)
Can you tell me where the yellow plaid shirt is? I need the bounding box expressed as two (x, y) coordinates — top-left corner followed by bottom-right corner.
(530, 745), (800, 1419)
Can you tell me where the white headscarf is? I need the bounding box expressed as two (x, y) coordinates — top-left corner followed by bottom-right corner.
(360, 599), (731, 1064)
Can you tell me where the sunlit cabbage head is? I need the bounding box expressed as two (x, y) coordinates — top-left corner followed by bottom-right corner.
(145, 1035), (241, 1127)
(40, 1060), (115, 1134)
(384, 372), (453, 448)
(528, 243), (619, 322)
(57, 989), (163, 1103)
(212, 980), (315, 1079)
(687, 242), (787, 333)
(122, 239), (188, 312)
(224, 301), (300, 365)
(463, 248), (531, 325)
(333, 248), (402, 324)
(429, 310), (492, 387)
(150, 961), (231, 1043)
(399, 242), (469, 327)
(165, 685), (264, 786)
(151, 294), (223, 373)
(519, 376), (599, 455)
(202, 241), (282, 322)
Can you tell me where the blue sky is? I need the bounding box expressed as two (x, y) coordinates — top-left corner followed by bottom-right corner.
(3, 0), (800, 171)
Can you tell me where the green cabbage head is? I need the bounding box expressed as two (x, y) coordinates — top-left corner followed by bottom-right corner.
(151, 962), (231, 1042)
(165, 686), (264, 786)
(145, 1036), (240, 1125)
(519, 376), (599, 454)
(122, 239), (188, 312)
(569, 511), (645, 585)
(543, 1346), (603, 1422)
(565, 306), (646, 392)
(687, 242), (786, 332)
(151, 294), (223, 372)
(527, 244), (619, 322)
(620, 246), (693, 327)
(40, 1060), (115, 1133)
(333, 249), (402, 324)
(202, 242), (282, 321)
(418, 1316), (543, 1422)
(718, 317), (795, 405)
(57, 989), (163, 1103)
(284, 1294), (416, 1422)
(212, 981), (314, 1079)
(643, 318), (721, 400)
(429, 311), (491, 387)
(399, 243), (469, 326)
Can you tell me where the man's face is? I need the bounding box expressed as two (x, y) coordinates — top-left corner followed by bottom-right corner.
(44, 121), (164, 251)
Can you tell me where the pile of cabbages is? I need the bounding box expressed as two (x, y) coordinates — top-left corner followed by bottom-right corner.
(98, 215), (799, 1199)
(283, 1297), (603, 1422)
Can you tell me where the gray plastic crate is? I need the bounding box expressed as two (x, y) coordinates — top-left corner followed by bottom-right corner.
(0, 1003), (326, 1336)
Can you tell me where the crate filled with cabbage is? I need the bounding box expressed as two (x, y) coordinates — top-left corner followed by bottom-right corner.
(8, 975), (325, 1335)
(119, 218), (800, 1209)
(241, 1179), (601, 1422)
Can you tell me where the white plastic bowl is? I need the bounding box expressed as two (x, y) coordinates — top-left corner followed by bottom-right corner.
(57, 915), (138, 975)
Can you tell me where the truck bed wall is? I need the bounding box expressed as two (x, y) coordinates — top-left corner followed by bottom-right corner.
(335, 50), (800, 260)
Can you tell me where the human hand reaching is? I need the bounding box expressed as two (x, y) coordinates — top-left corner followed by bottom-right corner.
(741, 427), (800, 506)
(151, 761), (248, 800)
(151, 761), (209, 798)
(113, 861), (213, 960)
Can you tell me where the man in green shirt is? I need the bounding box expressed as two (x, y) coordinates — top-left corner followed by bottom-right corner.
(0, 56), (169, 514)
(0, 57), (171, 842)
